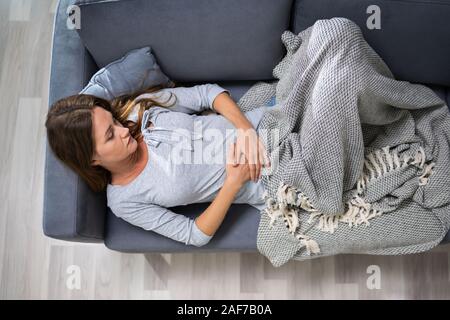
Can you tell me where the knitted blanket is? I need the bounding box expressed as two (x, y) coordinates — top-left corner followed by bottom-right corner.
(236, 17), (450, 267)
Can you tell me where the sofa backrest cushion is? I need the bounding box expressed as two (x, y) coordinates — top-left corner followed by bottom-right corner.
(290, 0), (450, 87)
(73, 0), (294, 82)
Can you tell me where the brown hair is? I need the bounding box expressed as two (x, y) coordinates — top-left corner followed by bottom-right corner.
(45, 81), (179, 193)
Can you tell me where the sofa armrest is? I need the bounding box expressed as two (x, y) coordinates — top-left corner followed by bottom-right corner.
(43, 0), (105, 243)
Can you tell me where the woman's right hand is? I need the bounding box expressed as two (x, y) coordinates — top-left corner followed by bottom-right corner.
(225, 142), (252, 189)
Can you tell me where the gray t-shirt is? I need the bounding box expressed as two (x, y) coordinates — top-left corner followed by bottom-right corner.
(107, 83), (274, 247)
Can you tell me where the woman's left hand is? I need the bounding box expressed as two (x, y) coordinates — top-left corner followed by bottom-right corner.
(234, 126), (270, 182)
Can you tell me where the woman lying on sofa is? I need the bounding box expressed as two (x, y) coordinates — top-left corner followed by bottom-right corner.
(45, 82), (273, 247)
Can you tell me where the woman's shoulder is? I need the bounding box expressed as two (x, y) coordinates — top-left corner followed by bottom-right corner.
(106, 190), (141, 216)
(106, 193), (164, 219)
(127, 88), (175, 123)
(127, 101), (170, 123)
(135, 89), (176, 107)
(106, 184), (126, 208)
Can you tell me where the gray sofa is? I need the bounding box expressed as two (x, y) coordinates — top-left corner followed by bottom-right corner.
(44, 0), (450, 253)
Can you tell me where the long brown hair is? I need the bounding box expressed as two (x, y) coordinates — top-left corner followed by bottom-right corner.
(45, 81), (179, 193)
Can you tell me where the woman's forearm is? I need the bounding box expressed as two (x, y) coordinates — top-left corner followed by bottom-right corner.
(212, 92), (253, 130)
(194, 178), (242, 236)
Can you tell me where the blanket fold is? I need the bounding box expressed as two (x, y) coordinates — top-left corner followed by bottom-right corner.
(237, 17), (450, 267)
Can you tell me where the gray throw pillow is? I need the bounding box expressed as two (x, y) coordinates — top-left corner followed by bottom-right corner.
(79, 47), (174, 100)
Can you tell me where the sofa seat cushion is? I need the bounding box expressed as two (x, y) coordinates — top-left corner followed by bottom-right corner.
(105, 202), (261, 252)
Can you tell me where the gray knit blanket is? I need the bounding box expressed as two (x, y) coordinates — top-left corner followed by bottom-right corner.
(236, 17), (450, 267)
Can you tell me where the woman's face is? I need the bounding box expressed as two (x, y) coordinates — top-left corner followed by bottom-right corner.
(91, 106), (138, 167)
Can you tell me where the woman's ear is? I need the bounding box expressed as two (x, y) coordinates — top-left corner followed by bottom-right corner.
(91, 157), (100, 166)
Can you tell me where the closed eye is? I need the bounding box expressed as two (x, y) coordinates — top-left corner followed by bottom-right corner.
(108, 119), (118, 141)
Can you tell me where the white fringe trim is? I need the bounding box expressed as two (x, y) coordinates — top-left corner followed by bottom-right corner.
(261, 188), (321, 256)
(261, 145), (435, 256)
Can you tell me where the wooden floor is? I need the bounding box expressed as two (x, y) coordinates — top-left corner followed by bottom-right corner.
(0, 0), (449, 300)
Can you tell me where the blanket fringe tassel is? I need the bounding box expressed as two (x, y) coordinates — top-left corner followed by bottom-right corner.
(261, 145), (435, 256)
